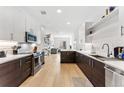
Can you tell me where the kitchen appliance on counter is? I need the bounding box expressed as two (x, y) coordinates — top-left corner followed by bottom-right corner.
(25, 32), (37, 43)
(12, 45), (21, 55)
(114, 47), (124, 59)
(0, 51), (6, 58)
(32, 51), (45, 75)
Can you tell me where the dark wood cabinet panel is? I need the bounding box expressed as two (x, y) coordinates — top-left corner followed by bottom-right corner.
(76, 52), (81, 64)
(20, 56), (32, 83)
(0, 59), (21, 87)
(91, 59), (105, 87)
(76, 52), (105, 87)
(0, 55), (32, 87)
(21, 56), (32, 72)
(61, 51), (75, 63)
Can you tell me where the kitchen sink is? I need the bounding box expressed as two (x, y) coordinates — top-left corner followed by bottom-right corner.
(90, 54), (121, 61)
(91, 55), (105, 58)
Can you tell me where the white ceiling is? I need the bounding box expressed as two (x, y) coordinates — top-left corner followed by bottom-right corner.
(21, 6), (107, 35)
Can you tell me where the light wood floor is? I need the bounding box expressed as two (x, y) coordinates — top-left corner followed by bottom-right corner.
(20, 54), (93, 87)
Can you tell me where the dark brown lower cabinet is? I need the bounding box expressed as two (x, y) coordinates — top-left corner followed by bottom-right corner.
(76, 53), (105, 87)
(20, 56), (32, 84)
(76, 52), (81, 66)
(0, 55), (32, 87)
(0, 59), (21, 87)
(91, 59), (105, 87)
(61, 51), (75, 63)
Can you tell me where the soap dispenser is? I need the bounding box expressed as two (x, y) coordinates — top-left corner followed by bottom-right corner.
(109, 51), (113, 58)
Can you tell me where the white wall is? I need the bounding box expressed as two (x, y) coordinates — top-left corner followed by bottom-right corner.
(75, 22), (92, 50)
(54, 37), (70, 49)
(53, 35), (73, 49)
(75, 23), (85, 50)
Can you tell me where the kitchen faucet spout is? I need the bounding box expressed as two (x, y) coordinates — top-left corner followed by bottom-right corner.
(102, 43), (110, 57)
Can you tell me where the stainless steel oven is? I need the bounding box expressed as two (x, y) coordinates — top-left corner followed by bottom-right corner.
(32, 51), (44, 75)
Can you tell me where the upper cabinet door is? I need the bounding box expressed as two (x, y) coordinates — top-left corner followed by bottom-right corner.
(119, 7), (124, 25)
(0, 7), (14, 40)
(13, 8), (26, 42)
(25, 15), (34, 32)
(119, 7), (124, 36)
(25, 14), (42, 44)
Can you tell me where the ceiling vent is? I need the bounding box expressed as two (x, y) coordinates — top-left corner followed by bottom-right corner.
(40, 10), (47, 15)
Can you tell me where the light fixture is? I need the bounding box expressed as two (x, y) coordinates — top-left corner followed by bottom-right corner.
(66, 22), (71, 25)
(57, 9), (62, 13)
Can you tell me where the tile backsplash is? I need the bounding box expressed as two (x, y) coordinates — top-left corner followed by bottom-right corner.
(0, 40), (18, 54)
(18, 43), (33, 53)
(0, 40), (44, 55)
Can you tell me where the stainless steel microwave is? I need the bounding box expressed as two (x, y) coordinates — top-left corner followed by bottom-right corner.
(25, 32), (37, 43)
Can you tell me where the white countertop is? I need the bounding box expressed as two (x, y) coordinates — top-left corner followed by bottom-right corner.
(0, 54), (32, 64)
(76, 50), (124, 72)
(61, 49), (124, 72)
(61, 49), (76, 51)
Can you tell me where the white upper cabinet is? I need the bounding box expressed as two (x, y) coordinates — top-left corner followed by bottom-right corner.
(119, 6), (124, 36)
(0, 7), (41, 43)
(87, 7), (119, 35)
(0, 7), (14, 40)
(119, 6), (124, 25)
(13, 8), (26, 42)
(0, 7), (26, 42)
(25, 14), (42, 44)
(78, 23), (85, 44)
(25, 14), (36, 33)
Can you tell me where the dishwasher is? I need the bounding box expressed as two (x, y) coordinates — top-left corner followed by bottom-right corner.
(105, 65), (124, 87)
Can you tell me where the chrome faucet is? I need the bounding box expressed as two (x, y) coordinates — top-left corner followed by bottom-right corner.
(102, 43), (110, 57)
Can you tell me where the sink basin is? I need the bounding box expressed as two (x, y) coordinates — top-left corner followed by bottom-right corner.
(97, 57), (120, 61)
(91, 55), (105, 58)
(90, 55), (121, 61)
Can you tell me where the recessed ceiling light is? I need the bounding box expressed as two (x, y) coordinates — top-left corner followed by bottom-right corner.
(57, 9), (62, 13)
(66, 22), (71, 25)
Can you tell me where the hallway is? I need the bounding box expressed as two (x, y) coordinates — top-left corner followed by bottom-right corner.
(20, 54), (93, 87)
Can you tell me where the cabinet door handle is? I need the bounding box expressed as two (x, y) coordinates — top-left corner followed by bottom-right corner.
(92, 60), (94, 68)
(121, 25), (124, 36)
(89, 59), (91, 66)
(88, 61), (90, 65)
(20, 60), (22, 68)
(10, 33), (14, 40)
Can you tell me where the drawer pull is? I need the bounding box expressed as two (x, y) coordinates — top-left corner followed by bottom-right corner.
(20, 60), (22, 68)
